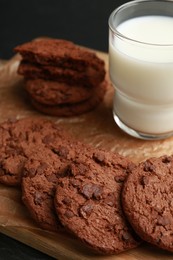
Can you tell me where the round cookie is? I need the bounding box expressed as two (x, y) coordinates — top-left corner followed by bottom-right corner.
(22, 140), (92, 231)
(18, 61), (105, 87)
(25, 79), (94, 105)
(0, 117), (67, 186)
(22, 145), (67, 231)
(54, 150), (140, 255)
(122, 155), (173, 252)
(22, 143), (135, 237)
(30, 81), (107, 117)
(14, 39), (105, 73)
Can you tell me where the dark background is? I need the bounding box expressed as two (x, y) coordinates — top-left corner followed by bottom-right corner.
(0, 0), (127, 259)
(1, 0), (127, 59)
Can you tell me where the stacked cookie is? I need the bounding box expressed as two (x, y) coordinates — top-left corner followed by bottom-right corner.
(1, 117), (173, 255)
(14, 39), (106, 116)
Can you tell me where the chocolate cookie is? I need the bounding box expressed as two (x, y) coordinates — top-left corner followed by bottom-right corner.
(54, 150), (140, 254)
(0, 117), (66, 186)
(30, 81), (107, 117)
(14, 39), (105, 73)
(22, 146), (67, 231)
(18, 61), (105, 87)
(122, 155), (173, 252)
(22, 140), (92, 231)
(25, 79), (95, 105)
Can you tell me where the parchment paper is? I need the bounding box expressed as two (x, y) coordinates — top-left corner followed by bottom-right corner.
(0, 53), (173, 260)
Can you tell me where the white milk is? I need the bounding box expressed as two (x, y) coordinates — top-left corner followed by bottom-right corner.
(109, 16), (173, 134)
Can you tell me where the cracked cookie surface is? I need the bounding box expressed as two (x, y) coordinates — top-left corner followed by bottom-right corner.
(30, 80), (107, 117)
(0, 117), (65, 186)
(25, 79), (95, 105)
(22, 140), (92, 231)
(54, 150), (140, 254)
(122, 155), (173, 252)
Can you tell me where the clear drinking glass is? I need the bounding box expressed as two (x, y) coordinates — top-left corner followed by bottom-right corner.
(109, 0), (173, 140)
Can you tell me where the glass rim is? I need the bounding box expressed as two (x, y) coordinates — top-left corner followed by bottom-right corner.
(108, 0), (173, 47)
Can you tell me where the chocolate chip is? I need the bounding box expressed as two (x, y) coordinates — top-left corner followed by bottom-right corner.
(122, 231), (131, 241)
(126, 163), (135, 174)
(77, 163), (88, 175)
(93, 152), (107, 166)
(70, 163), (88, 176)
(143, 161), (155, 172)
(80, 183), (103, 200)
(162, 156), (172, 164)
(46, 173), (58, 183)
(93, 185), (103, 200)
(62, 197), (72, 206)
(34, 192), (42, 205)
(157, 216), (171, 226)
(79, 202), (94, 218)
(42, 135), (55, 144)
(80, 183), (94, 199)
(7, 146), (23, 155)
(140, 176), (149, 187)
(64, 209), (74, 218)
(106, 224), (114, 232)
(114, 176), (124, 183)
(24, 167), (36, 177)
(52, 146), (69, 158)
(58, 165), (71, 178)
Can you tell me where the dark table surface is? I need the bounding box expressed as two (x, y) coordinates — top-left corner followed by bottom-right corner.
(0, 0), (126, 259)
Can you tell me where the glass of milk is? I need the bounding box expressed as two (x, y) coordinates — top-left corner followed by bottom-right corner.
(109, 0), (173, 140)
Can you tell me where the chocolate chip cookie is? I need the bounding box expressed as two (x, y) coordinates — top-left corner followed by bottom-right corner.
(15, 38), (106, 117)
(54, 150), (140, 254)
(122, 155), (173, 252)
(25, 79), (95, 105)
(22, 140), (92, 231)
(14, 39), (105, 73)
(0, 117), (66, 186)
(18, 61), (105, 87)
(30, 81), (107, 117)
(22, 145), (67, 231)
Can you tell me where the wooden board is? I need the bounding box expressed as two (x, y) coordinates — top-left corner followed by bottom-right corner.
(0, 51), (173, 259)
